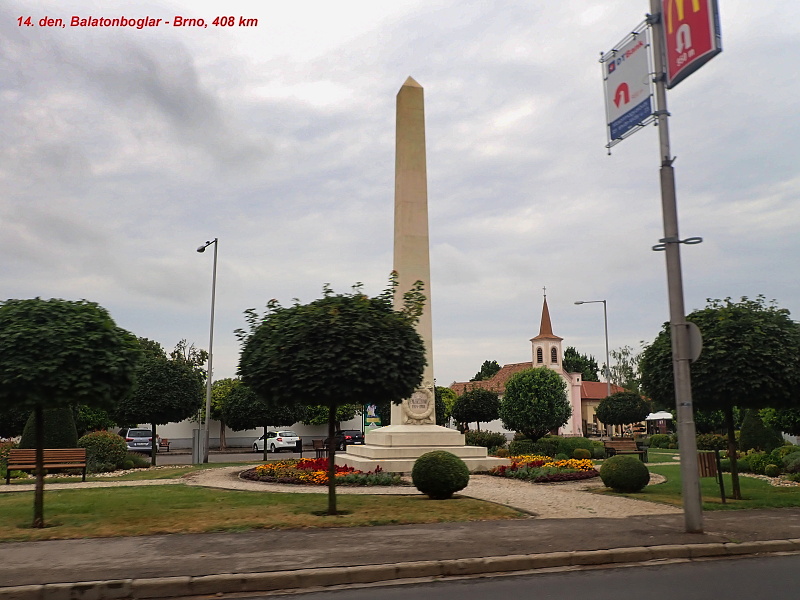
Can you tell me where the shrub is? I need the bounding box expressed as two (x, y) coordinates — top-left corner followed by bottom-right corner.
(591, 441), (606, 460)
(667, 443), (678, 449)
(411, 451), (470, 500)
(648, 434), (672, 449)
(784, 454), (800, 474)
(696, 434), (727, 450)
(19, 407), (79, 449)
(556, 437), (594, 456)
(494, 448), (510, 458)
(599, 455), (650, 493)
(530, 436), (560, 457)
(555, 453), (569, 461)
(127, 452), (152, 468)
(770, 445), (800, 465)
(764, 464), (781, 477)
(719, 458), (731, 472)
(573, 448), (592, 460)
(508, 439), (535, 457)
(78, 430), (127, 472)
(745, 452), (769, 475)
(465, 430), (507, 450)
(736, 456), (751, 473)
(739, 409), (784, 453)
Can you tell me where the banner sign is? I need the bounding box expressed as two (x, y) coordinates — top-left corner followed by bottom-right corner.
(661, 0), (722, 89)
(602, 29), (653, 144)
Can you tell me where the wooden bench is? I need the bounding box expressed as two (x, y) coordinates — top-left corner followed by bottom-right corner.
(5, 449), (87, 484)
(158, 438), (171, 452)
(603, 439), (647, 462)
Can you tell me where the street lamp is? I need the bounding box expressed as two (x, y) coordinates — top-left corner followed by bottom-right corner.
(575, 300), (611, 436)
(197, 238), (218, 463)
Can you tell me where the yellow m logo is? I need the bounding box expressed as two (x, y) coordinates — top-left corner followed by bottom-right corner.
(665, 0), (701, 34)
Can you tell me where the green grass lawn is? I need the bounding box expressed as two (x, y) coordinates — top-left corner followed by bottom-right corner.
(0, 484), (524, 542)
(645, 449), (681, 463)
(603, 464), (800, 510)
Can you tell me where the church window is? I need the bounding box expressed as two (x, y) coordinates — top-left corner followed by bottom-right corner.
(551, 347), (558, 363)
(536, 347), (543, 363)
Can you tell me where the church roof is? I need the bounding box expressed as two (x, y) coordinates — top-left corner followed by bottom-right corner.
(531, 297), (563, 341)
(451, 366), (623, 400)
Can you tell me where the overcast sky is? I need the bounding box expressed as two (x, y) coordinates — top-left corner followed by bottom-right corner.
(3, 1), (799, 389)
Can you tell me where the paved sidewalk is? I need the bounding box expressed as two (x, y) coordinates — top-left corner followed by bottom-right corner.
(2, 467), (800, 599)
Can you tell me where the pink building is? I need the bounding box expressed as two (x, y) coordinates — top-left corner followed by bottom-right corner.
(451, 297), (623, 436)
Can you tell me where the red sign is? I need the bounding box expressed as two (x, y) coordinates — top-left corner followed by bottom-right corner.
(661, 0), (722, 88)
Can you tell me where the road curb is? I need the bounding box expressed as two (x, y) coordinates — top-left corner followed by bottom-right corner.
(3, 539), (799, 599)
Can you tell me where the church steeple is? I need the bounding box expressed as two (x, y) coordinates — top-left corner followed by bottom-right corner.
(531, 289), (563, 370)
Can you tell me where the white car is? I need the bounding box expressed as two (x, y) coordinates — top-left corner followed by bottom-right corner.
(253, 430), (301, 453)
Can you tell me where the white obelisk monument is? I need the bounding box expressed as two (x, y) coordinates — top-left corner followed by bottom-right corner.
(337, 77), (504, 472)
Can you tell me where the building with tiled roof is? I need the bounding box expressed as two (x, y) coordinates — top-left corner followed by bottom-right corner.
(450, 296), (623, 436)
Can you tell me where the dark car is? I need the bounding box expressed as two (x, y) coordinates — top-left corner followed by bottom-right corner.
(333, 429), (364, 450)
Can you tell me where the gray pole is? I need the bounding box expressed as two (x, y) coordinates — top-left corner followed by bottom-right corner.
(648, 0), (703, 533)
(575, 300), (611, 434)
(197, 238), (218, 464)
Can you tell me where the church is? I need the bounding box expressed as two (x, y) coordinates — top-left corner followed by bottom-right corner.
(450, 295), (622, 437)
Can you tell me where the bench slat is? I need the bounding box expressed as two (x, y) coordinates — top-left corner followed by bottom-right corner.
(6, 449), (88, 484)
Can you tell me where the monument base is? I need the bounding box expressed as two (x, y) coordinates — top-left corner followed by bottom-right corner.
(333, 424), (509, 473)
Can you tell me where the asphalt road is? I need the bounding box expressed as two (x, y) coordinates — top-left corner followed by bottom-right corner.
(249, 554), (800, 600)
(155, 449), (308, 464)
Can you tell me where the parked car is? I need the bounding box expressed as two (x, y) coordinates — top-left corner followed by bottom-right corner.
(333, 429), (364, 450)
(253, 430), (301, 453)
(118, 428), (157, 454)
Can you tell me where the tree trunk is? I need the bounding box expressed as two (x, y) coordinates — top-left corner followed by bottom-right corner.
(33, 404), (45, 528)
(262, 422), (268, 462)
(476, 422), (481, 432)
(725, 406), (741, 500)
(219, 420), (227, 451)
(150, 424), (157, 467)
(327, 404), (337, 515)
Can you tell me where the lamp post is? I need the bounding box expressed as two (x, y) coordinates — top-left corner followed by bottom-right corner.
(197, 238), (218, 463)
(575, 300), (611, 436)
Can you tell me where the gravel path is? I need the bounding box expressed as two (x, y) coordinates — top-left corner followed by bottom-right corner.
(183, 466), (683, 519)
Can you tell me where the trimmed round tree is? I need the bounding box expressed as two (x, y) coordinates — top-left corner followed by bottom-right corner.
(115, 338), (206, 465)
(498, 367), (571, 442)
(238, 279), (427, 515)
(452, 388), (500, 431)
(221, 380), (307, 460)
(640, 296), (800, 499)
(595, 392), (651, 434)
(0, 298), (139, 527)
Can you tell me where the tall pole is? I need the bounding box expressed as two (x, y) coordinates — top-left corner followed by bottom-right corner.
(575, 300), (611, 434)
(197, 238), (218, 464)
(649, 0), (703, 533)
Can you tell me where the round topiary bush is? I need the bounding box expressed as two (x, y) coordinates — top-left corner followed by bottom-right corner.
(411, 451), (470, 499)
(573, 448), (591, 460)
(599, 455), (650, 492)
(764, 463), (781, 477)
(78, 430), (127, 472)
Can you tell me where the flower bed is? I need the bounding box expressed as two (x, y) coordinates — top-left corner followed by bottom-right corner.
(240, 457), (405, 486)
(488, 454), (599, 483)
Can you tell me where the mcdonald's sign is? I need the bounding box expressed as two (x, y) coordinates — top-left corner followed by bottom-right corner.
(661, 0), (722, 88)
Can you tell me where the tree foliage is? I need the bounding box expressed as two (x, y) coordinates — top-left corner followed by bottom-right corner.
(451, 388), (500, 431)
(302, 404), (360, 428)
(237, 278), (427, 515)
(563, 347), (599, 382)
(739, 409), (784, 453)
(0, 405), (30, 438)
(608, 345), (642, 394)
(762, 407), (800, 437)
(434, 386), (456, 426)
(640, 296), (800, 498)
(470, 360), (501, 382)
(595, 392), (651, 427)
(498, 367), (571, 442)
(19, 407), (78, 449)
(115, 338), (205, 465)
(0, 298), (139, 528)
